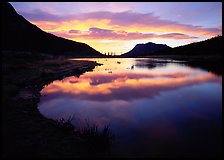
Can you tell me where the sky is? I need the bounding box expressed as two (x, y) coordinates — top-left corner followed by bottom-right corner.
(10, 2), (222, 55)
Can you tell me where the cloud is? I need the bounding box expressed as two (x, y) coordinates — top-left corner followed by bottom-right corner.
(68, 30), (82, 34)
(157, 33), (198, 39)
(20, 9), (65, 22)
(49, 27), (198, 40)
(21, 10), (222, 37)
(31, 21), (60, 30)
(217, 25), (222, 31)
(92, 11), (221, 36)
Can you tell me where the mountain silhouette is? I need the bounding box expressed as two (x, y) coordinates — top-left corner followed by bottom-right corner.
(153, 35), (222, 56)
(1, 2), (103, 57)
(122, 42), (171, 57)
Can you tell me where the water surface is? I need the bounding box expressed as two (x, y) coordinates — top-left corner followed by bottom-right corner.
(38, 58), (222, 157)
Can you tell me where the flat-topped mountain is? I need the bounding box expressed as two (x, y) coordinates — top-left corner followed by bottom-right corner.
(122, 42), (171, 57)
(1, 2), (103, 57)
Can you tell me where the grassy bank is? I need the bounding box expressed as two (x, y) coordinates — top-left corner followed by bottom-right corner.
(2, 51), (113, 158)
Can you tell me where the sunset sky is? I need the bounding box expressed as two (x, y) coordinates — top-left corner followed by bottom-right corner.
(10, 2), (222, 55)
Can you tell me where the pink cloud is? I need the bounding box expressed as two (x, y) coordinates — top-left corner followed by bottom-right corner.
(49, 27), (198, 40)
(158, 33), (198, 39)
(21, 10), (222, 37)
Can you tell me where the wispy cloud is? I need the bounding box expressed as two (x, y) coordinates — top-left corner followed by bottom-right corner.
(49, 27), (198, 40)
(21, 9), (65, 22)
(21, 10), (222, 37)
(11, 2), (222, 53)
(157, 33), (198, 39)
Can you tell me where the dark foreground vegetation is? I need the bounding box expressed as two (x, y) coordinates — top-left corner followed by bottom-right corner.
(1, 2), (222, 158)
(56, 117), (114, 149)
(2, 51), (113, 158)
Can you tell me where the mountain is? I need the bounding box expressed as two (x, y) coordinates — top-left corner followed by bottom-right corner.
(122, 42), (171, 57)
(1, 2), (103, 57)
(153, 36), (222, 56)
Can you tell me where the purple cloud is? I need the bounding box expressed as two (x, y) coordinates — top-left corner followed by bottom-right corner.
(21, 10), (222, 37)
(68, 30), (81, 34)
(51, 27), (198, 40)
(20, 9), (65, 22)
(158, 33), (198, 39)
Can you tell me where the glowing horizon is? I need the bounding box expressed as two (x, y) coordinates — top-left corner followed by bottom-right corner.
(10, 2), (222, 55)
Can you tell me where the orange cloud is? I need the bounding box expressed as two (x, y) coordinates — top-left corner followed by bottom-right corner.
(48, 28), (197, 41)
(22, 10), (222, 37)
(20, 10), (221, 53)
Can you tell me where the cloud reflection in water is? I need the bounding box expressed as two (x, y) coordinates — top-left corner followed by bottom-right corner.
(38, 58), (222, 156)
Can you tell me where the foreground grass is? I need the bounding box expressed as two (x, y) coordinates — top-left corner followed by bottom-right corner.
(2, 51), (114, 158)
(56, 117), (114, 150)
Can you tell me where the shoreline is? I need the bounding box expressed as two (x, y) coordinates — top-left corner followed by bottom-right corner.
(2, 51), (109, 158)
(119, 54), (222, 76)
(2, 51), (222, 158)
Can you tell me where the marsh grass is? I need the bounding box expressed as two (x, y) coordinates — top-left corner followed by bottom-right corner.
(56, 116), (114, 150)
(2, 51), (106, 157)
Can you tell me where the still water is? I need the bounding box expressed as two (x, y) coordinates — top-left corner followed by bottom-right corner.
(38, 58), (222, 157)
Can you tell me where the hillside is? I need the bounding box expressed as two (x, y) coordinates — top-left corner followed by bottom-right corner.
(153, 36), (222, 56)
(122, 42), (171, 57)
(1, 2), (103, 57)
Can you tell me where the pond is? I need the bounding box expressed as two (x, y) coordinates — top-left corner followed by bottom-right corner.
(38, 58), (222, 157)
